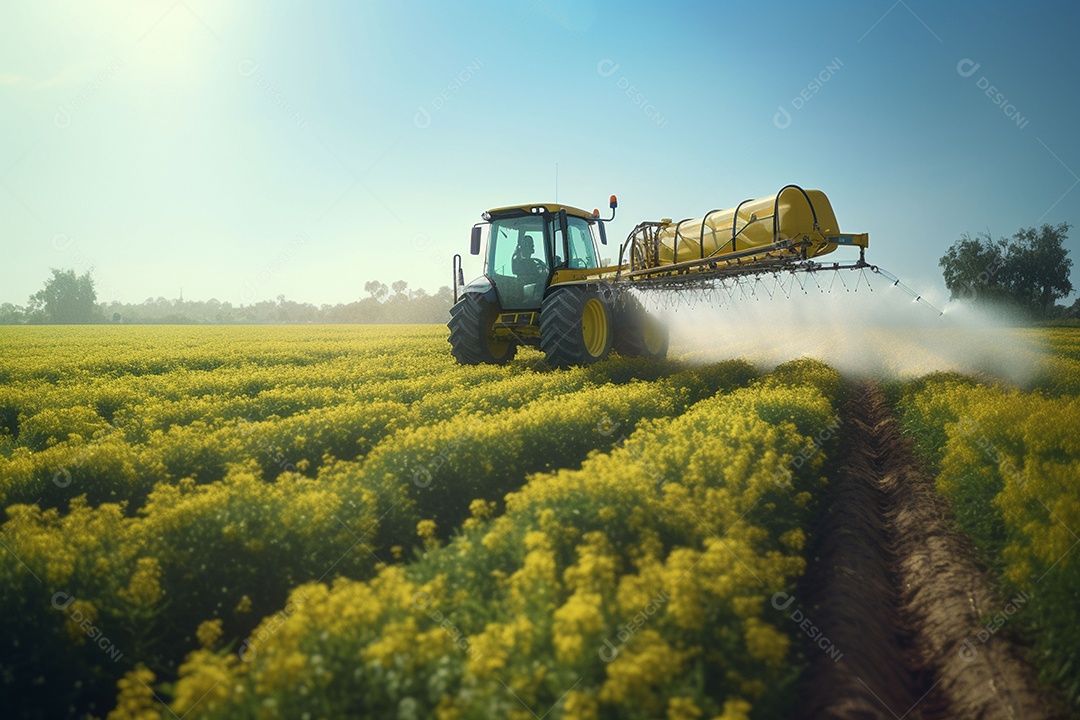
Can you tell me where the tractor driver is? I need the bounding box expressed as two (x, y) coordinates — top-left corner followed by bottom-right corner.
(511, 235), (547, 280)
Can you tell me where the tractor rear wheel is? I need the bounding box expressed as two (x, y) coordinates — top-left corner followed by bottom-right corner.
(448, 293), (517, 365)
(614, 295), (669, 361)
(540, 285), (613, 367)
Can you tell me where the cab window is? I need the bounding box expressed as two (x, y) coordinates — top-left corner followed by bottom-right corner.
(547, 215), (598, 270)
(566, 217), (598, 269)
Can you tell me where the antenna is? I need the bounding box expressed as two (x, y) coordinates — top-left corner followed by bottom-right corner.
(555, 163), (558, 203)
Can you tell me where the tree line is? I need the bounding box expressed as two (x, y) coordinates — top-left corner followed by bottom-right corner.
(0, 271), (453, 325)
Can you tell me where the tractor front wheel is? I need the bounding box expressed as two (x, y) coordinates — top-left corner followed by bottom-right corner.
(448, 293), (517, 365)
(540, 285), (613, 367)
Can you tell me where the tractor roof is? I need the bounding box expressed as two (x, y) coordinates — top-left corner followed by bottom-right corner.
(484, 203), (598, 221)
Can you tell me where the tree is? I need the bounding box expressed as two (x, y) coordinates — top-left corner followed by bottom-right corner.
(27, 269), (102, 324)
(1064, 297), (1080, 319)
(939, 231), (1010, 305)
(1006, 223), (1074, 315)
(940, 223), (1073, 316)
(364, 280), (388, 300)
(391, 280), (409, 297)
(0, 303), (25, 325)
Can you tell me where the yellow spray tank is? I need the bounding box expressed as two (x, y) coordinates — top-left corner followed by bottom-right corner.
(620, 185), (868, 279)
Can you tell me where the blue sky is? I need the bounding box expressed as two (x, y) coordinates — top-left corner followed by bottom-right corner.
(2, 0), (1078, 307)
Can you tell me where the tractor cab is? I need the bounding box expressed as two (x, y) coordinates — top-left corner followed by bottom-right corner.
(469, 203), (607, 311)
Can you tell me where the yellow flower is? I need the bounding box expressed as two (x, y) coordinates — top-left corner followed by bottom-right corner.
(120, 558), (162, 610)
(362, 618), (421, 667)
(469, 498), (496, 520)
(467, 617), (536, 678)
(417, 519), (440, 548)
(172, 649), (238, 717)
(599, 631), (689, 707)
(196, 619), (223, 649)
(481, 516), (514, 551)
(779, 528), (804, 551)
(107, 665), (161, 720)
(552, 590), (604, 663)
(562, 690), (599, 720)
(563, 532), (618, 594)
(718, 698), (753, 720)
(742, 618), (788, 667)
(509, 534), (559, 610)
(667, 696), (702, 720)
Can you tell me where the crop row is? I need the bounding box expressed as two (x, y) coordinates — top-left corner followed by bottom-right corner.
(135, 360), (844, 720)
(899, 374), (1080, 708)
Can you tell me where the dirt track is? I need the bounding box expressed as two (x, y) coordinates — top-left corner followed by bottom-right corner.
(795, 382), (1062, 719)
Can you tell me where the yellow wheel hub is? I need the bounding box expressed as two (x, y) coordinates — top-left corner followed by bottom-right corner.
(581, 298), (608, 357)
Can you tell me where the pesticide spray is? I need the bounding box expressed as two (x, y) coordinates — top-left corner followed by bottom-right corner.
(635, 268), (1045, 385)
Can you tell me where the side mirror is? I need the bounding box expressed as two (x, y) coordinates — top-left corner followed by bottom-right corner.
(558, 208), (569, 241)
(470, 226), (482, 255)
(598, 221), (608, 245)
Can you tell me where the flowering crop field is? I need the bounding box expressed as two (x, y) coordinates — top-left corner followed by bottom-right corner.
(897, 327), (1080, 709)
(0, 325), (1077, 719)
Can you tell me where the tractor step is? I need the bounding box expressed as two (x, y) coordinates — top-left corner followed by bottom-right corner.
(495, 312), (539, 327)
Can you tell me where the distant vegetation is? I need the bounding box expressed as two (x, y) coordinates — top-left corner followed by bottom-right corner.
(939, 222), (1076, 318)
(0, 273), (452, 324)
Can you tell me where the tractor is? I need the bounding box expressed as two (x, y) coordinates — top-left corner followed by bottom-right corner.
(447, 197), (668, 368)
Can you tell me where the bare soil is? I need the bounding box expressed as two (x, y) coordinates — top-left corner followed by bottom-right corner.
(795, 382), (1064, 719)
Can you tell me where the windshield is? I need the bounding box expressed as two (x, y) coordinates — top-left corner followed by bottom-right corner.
(487, 215), (549, 309)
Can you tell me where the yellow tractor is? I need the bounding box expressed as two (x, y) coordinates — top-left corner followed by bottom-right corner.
(447, 196), (664, 367)
(448, 185), (869, 367)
